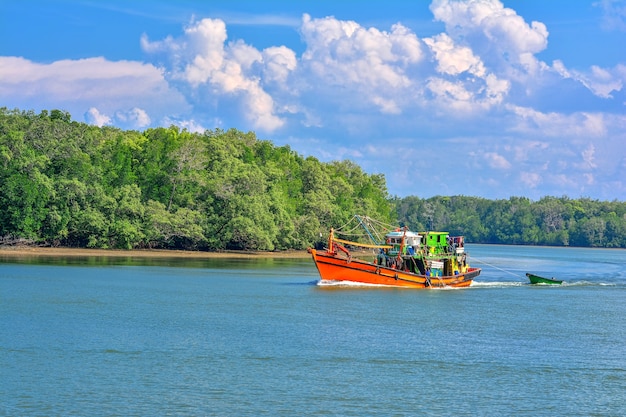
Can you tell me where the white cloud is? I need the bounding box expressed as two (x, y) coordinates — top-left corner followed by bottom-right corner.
(8, 57), (161, 99)
(162, 116), (207, 133)
(426, 77), (472, 104)
(0, 56), (189, 127)
(594, 0), (626, 31)
(553, 173), (581, 189)
(484, 151), (511, 169)
(298, 14), (423, 112)
(520, 171), (542, 188)
(512, 141), (549, 162)
(579, 144), (597, 170)
(429, 0), (549, 80)
(85, 107), (111, 127)
(115, 107), (151, 128)
(509, 105), (607, 138)
(422, 32), (510, 110)
(262, 46), (298, 86)
(424, 33), (486, 77)
(553, 60), (624, 98)
(141, 17), (286, 132)
(430, 0), (548, 55)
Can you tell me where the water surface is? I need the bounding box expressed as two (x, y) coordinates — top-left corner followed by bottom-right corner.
(1, 245), (624, 416)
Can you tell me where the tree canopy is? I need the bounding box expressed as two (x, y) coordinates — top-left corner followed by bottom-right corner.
(0, 107), (393, 250)
(393, 195), (626, 248)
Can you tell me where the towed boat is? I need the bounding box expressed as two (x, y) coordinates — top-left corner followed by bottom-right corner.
(308, 215), (481, 288)
(526, 273), (563, 285)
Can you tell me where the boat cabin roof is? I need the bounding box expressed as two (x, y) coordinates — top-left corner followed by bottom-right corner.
(385, 230), (420, 239)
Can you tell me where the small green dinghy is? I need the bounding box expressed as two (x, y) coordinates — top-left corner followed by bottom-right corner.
(526, 273), (563, 285)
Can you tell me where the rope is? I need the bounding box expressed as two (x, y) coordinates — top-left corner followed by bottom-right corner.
(334, 215), (399, 245)
(334, 218), (362, 234)
(471, 256), (524, 278)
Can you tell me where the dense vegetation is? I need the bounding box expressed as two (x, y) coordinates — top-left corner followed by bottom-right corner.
(1, 107), (625, 250)
(394, 195), (626, 248)
(0, 108), (393, 250)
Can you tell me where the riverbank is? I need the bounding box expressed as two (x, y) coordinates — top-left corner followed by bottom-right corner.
(0, 246), (312, 259)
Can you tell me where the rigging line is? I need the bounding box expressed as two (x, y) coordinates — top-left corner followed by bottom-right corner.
(334, 216), (359, 233)
(359, 216), (394, 243)
(356, 214), (380, 245)
(471, 256), (524, 278)
(336, 222), (368, 234)
(335, 217), (365, 234)
(363, 216), (397, 232)
(336, 215), (386, 238)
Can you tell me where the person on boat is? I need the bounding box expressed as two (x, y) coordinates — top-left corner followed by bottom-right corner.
(376, 249), (386, 266)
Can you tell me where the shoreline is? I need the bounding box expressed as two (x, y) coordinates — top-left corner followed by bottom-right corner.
(0, 246), (313, 259)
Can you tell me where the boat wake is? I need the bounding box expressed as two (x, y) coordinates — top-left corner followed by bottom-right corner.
(317, 280), (467, 290)
(470, 281), (525, 288)
(471, 280), (620, 288)
(317, 279), (621, 289)
(558, 280), (618, 287)
(317, 279), (397, 288)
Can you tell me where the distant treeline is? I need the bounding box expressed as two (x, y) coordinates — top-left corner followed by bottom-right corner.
(1, 107), (625, 250)
(394, 195), (626, 248)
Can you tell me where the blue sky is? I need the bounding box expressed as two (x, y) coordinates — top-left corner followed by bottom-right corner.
(2, 0), (625, 200)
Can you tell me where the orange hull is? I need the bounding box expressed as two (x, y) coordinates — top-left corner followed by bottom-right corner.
(309, 249), (480, 288)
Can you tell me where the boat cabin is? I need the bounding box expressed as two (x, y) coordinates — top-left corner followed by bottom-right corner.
(385, 230), (421, 256)
(376, 229), (469, 277)
(451, 236), (465, 253)
(421, 232), (450, 255)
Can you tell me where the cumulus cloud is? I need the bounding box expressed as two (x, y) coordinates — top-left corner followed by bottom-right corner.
(299, 14), (423, 113)
(509, 105), (607, 138)
(85, 107), (111, 127)
(141, 18), (287, 132)
(0, 56), (189, 128)
(553, 59), (624, 98)
(115, 107), (151, 128)
(430, 0), (549, 70)
(85, 106), (152, 130)
(484, 151), (511, 169)
(424, 33), (486, 77)
(261, 46), (298, 86)
(162, 116), (207, 134)
(422, 32), (510, 110)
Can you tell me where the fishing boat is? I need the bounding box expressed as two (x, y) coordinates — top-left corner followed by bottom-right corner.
(308, 215), (481, 288)
(526, 273), (563, 285)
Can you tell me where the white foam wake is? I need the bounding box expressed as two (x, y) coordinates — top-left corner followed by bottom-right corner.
(317, 279), (394, 288)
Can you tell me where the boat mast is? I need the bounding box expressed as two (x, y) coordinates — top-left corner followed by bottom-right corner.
(355, 215), (381, 245)
(398, 226), (407, 262)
